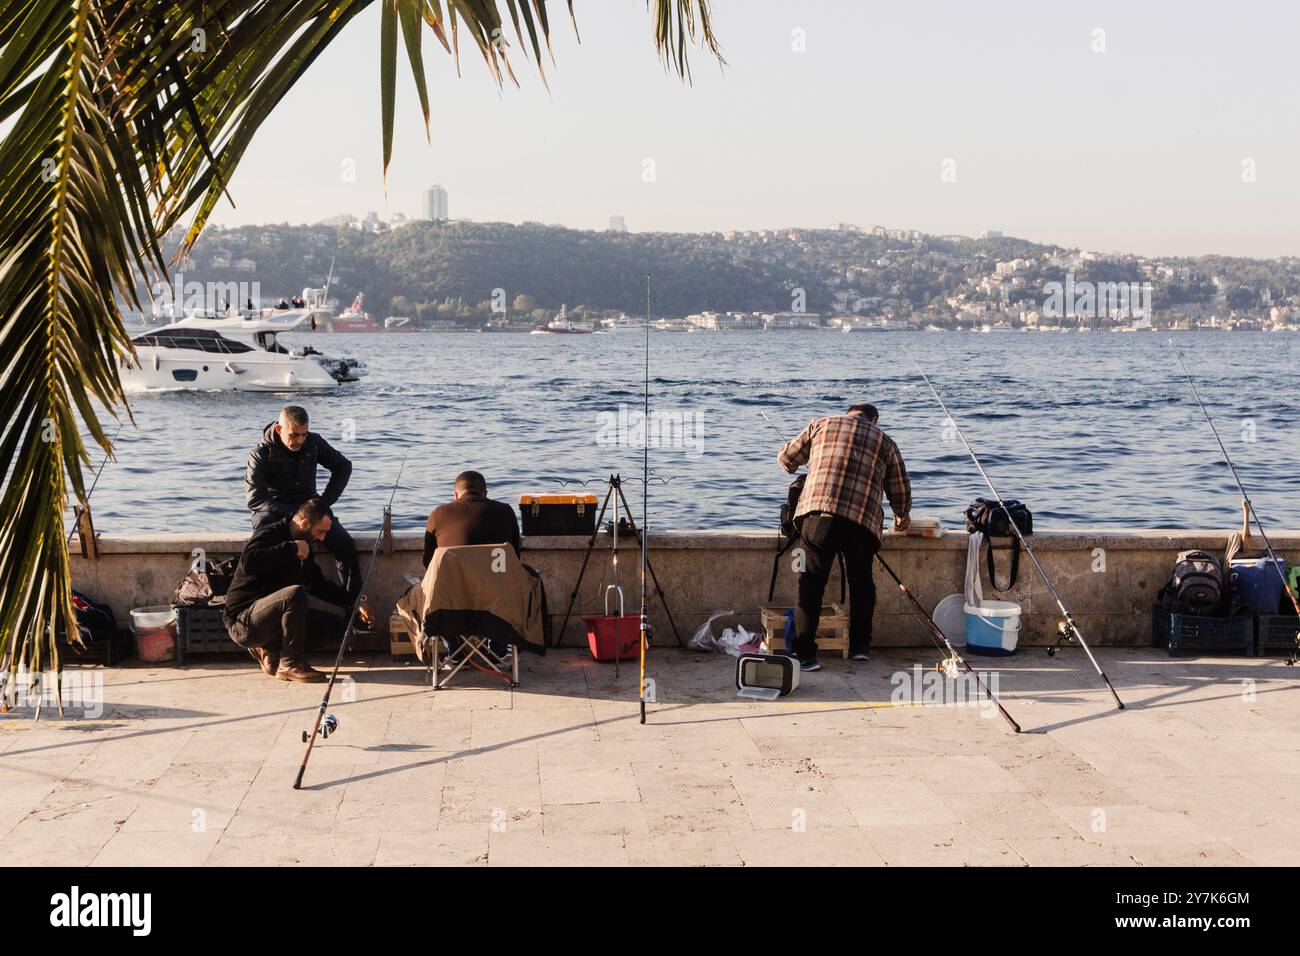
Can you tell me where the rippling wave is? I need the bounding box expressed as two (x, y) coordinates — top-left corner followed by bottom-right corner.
(77, 330), (1300, 534)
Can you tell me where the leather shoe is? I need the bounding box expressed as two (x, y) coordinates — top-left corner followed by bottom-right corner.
(247, 645), (279, 676)
(276, 661), (326, 683)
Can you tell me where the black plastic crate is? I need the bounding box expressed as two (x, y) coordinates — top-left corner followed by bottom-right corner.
(175, 605), (239, 663)
(60, 631), (132, 666)
(1254, 614), (1300, 656)
(519, 494), (598, 536)
(1151, 604), (1252, 658)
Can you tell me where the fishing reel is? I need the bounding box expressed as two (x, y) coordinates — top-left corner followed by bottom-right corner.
(603, 517), (640, 541)
(936, 656), (962, 680)
(302, 714), (339, 743)
(1046, 619), (1078, 657)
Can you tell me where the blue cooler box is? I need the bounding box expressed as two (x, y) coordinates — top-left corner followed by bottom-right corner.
(963, 601), (1021, 656)
(1231, 557), (1288, 613)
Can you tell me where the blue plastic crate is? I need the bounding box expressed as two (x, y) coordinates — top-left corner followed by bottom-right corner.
(1151, 604), (1252, 658)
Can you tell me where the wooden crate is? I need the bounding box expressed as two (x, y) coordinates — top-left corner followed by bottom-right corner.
(760, 604), (850, 659)
(389, 611), (417, 659)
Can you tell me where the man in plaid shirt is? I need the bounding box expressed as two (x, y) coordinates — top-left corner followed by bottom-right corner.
(778, 403), (912, 669)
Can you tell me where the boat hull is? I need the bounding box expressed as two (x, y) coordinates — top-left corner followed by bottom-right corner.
(121, 350), (344, 392)
(321, 319), (381, 333)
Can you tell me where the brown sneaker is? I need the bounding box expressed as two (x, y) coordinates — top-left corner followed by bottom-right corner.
(247, 645), (279, 676)
(276, 661), (326, 683)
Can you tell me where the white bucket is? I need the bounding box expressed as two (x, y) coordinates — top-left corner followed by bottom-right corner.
(130, 606), (176, 632)
(963, 601), (1021, 656)
(932, 594), (968, 646)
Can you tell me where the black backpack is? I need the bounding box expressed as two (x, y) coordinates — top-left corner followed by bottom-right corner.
(68, 589), (117, 646)
(1158, 550), (1225, 615)
(965, 497), (1033, 592)
(965, 497), (1033, 538)
(767, 474), (844, 602)
(779, 474), (807, 542)
(173, 556), (238, 607)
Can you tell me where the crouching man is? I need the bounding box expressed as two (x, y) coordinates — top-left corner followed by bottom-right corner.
(223, 499), (372, 682)
(245, 405), (361, 604)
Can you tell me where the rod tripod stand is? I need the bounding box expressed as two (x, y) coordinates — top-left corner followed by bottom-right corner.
(556, 474), (682, 648)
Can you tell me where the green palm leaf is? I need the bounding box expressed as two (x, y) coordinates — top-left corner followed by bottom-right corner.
(0, 0), (719, 713)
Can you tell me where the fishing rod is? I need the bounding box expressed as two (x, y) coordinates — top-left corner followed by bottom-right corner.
(903, 348), (1125, 711)
(639, 275), (651, 725)
(66, 423), (124, 546)
(1170, 341), (1300, 663)
(760, 411), (1020, 730)
(875, 555), (1021, 732)
(294, 452), (407, 789)
(759, 410), (789, 444)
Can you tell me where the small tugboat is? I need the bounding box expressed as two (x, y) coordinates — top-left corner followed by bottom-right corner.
(531, 304), (594, 334)
(318, 293), (381, 333)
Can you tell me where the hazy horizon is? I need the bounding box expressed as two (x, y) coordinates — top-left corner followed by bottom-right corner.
(206, 0), (1300, 260)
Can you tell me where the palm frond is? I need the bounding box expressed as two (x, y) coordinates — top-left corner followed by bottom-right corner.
(0, 0), (155, 709)
(0, 0), (720, 712)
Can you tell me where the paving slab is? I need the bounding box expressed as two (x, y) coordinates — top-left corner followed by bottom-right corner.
(2, 647), (1297, 866)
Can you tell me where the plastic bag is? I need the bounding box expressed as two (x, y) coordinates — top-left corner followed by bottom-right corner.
(716, 625), (755, 657)
(686, 610), (734, 652)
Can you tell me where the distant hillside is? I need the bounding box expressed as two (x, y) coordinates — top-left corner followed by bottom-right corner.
(157, 220), (1300, 326)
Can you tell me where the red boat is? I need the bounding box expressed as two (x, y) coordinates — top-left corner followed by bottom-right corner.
(531, 304), (594, 334)
(317, 293), (381, 333)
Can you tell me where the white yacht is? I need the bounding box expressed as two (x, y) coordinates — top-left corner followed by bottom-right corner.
(604, 313), (644, 331)
(120, 308), (366, 392)
(652, 317), (690, 332)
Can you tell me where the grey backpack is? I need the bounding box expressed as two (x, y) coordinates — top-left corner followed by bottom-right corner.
(173, 556), (237, 607)
(1159, 550), (1224, 615)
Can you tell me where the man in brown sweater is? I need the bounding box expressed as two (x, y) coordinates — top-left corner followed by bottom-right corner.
(422, 471), (522, 568)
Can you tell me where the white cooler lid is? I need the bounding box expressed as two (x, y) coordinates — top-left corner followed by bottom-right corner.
(932, 593), (967, 645)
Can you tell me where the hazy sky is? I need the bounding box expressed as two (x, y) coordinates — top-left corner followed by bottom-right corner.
(208, 0), (1300, 258)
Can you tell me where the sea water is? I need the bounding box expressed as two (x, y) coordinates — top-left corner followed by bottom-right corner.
(85, 330), (1300, 535)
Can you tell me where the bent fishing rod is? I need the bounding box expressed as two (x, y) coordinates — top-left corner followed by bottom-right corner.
(760, 411), (1020, 731)
(903, 349), (1125, 710)
(875, 555), (1021, 732)
(66, 423), (124, 546)
(294, 452), (407, 789)
(1170, 341), (1300, 662)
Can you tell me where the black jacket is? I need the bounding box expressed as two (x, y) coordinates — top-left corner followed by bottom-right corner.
(245, 422), (351, 514)
(224, 517), (353, 622)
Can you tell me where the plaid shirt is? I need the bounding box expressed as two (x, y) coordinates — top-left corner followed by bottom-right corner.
(778, 412), (911, 538)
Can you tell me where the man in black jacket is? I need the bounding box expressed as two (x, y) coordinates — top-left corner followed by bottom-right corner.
(224, 499), (368, 682)
(245, 405), (361, 603)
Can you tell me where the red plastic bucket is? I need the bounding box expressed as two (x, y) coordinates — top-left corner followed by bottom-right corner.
(582, 615), (643, 662)
(130, 606), (177, 663)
